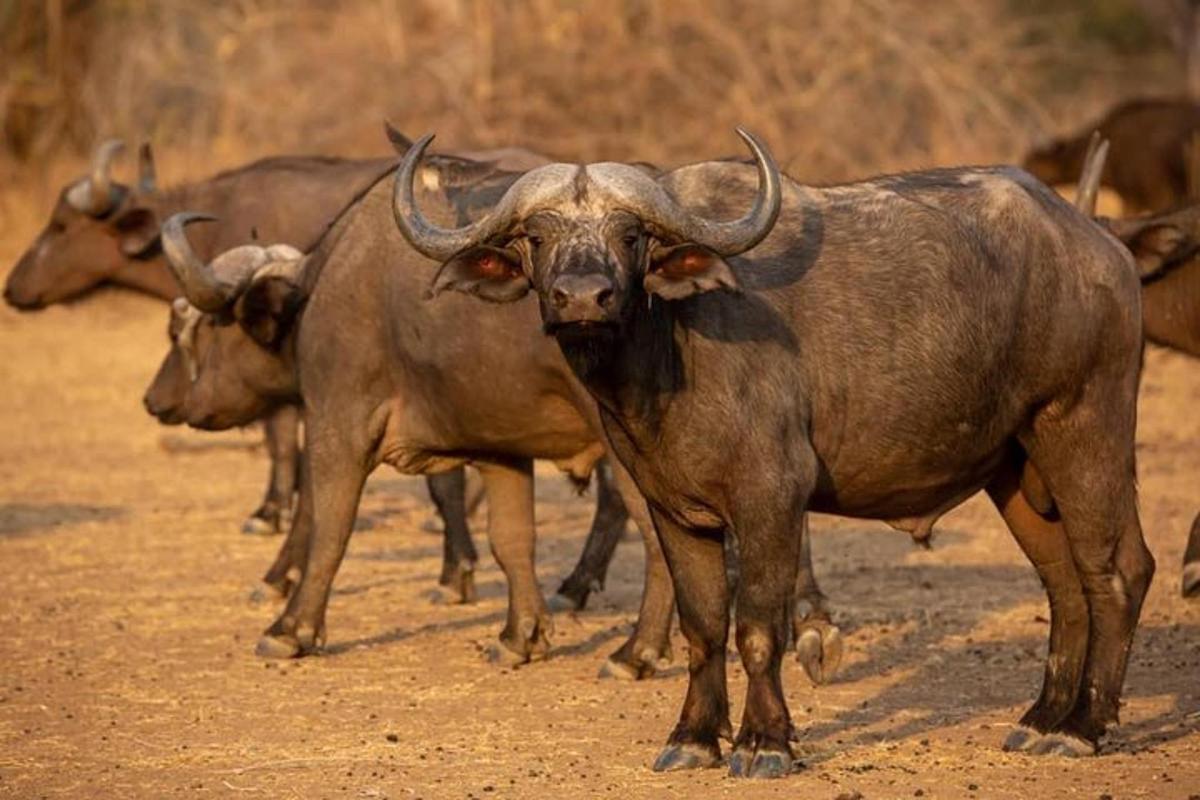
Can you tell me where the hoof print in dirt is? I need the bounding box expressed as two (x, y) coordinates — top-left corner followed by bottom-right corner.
(728, 747), (793, 779)
(651, 743), (721, 772)
(795, 619), (844, 685)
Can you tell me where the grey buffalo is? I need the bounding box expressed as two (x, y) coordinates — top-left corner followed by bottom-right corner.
(393, 131), (1152, 777)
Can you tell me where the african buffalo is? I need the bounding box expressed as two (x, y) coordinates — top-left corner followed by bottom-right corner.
(151, 161), (683, 679)
(4, 137), (399, 533)
(1024, 97), (1200, 213)
(393, 131), (1152, 776)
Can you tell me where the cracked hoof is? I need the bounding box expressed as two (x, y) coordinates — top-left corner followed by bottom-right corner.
(795, 619), (844, 685)
(1182, 561), (1200, 599)
(1003, 725), (1095, 756)
(728, 747), (793, 779)
(652, 743), (720, 772)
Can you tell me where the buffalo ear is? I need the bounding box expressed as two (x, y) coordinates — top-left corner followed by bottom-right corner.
(428, 246), (530, 303)
(112, 206), (161, 256)
(644, 243), (739, 300)
(1107, 219), (1188, 279)
(235, 277), (306, 349)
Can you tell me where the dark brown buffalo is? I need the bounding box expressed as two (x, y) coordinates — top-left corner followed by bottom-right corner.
(1024, 98), (1200, 213)
(394, 131), (1152, 776)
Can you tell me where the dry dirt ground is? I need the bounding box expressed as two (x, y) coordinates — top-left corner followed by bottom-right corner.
(1, 261), (1198, 800)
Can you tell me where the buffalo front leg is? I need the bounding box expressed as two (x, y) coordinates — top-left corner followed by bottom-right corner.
(555, 459), (630, 610)
(1183, 510), (1200, 598)
(425, 469), (479, 603)
(256, 426), (369, 659)
(477, 458), (552, 663)
(793, 515), (843, 685)
(245, 404), (302, 535)
(599, 460), (675, 680)
(726, 493), (804, 779)
(651, 510), (729, 772)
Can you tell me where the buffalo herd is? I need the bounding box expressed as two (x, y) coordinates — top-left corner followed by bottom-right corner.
(5, 98), (1199, 778)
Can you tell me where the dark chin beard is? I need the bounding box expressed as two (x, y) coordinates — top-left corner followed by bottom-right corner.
(548, 321), (618, 374)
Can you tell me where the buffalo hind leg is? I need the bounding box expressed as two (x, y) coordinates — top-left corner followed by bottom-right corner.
(1013, 379), (1152, 753)
(245, 404), (301, 535)
(1183, 510), (1200, 598)
(651, 510), (729, 772)
(599, 460), (675, 680)
(257, 423), (369, 659)
(555, 459), (630, 611)
(477, 458), (552, 664)
(426, 469), (479, 603)
(986, 451), (1090, 753)
(793, 515), (843, 685)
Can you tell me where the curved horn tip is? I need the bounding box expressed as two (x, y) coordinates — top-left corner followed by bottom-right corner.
(168, 211), (220, 228)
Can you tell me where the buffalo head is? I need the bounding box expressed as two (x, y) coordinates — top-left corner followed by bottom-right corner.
(390, 130), (780, 337)
(142, 213), (305, 430)
(5, 140), (162, 309)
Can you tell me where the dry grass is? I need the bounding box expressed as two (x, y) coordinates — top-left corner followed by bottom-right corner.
(0, 0), (1183, 246)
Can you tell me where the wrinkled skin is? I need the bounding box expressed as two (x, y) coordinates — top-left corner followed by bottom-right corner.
(153, 171), (680, 680)
(1101, 205), (1200, 597)
(400, 140), (1153, 777)
(1023, 98), (1200, 214)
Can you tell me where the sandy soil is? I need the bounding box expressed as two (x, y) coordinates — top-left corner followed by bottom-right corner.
(1, 258), (1198, 800)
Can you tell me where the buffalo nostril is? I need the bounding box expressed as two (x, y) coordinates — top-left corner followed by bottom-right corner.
(551, 286), (571, 309)
(595, 287), (613, 308)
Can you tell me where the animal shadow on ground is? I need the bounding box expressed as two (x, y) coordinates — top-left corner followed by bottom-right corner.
(789, 526), (1200, 757)
(0, 502), (125, 539)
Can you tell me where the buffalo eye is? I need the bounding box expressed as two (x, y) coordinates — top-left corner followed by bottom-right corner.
(527, 234), (543, 250)
(622, 233), (639, 248)
(477, 252), (515, 278)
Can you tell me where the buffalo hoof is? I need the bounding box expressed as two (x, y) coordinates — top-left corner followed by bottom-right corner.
(256, 618), (323, 659)
(438, 561), (477, 604)
(247, 581), (288, 606)
(728, 747), (793, 779)
(496, 612), (552, 665)
(546, 591), (583, 614)
(1182, 561), (1200, 599)
(795, 618), (844, 685)
(1002, 726), (1095, 757)
(242, 505), (290, 536)
(651, 743), (721, 772)
(600, 641), (672, 681)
